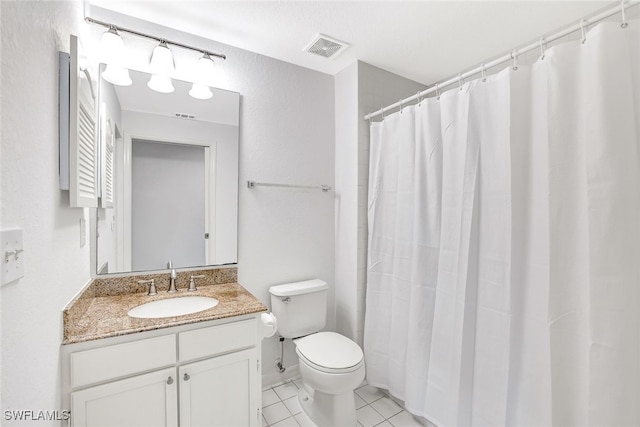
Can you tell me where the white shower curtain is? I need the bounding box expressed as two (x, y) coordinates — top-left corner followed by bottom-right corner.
(365, 21), (640, 427)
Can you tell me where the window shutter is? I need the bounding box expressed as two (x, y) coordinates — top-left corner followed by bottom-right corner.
(69, 35), (98, 208)
(101, 117), (115, 209)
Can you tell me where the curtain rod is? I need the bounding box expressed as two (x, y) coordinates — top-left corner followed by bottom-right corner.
(85, 16), (227, 60)
(364, 0), (638, 121)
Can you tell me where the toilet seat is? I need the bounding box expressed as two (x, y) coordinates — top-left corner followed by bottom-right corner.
(295, 331), (364, 374)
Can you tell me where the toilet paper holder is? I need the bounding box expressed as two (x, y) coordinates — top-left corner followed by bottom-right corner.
(260, 312), (278, 338)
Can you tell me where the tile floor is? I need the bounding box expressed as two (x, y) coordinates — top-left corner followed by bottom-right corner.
(262, 379), (427, 427)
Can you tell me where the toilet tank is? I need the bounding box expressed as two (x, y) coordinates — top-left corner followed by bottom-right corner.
(269, 279), (328, 339)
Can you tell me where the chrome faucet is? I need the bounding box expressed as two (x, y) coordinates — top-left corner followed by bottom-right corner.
(167, 261), (177, 293)
(188, 275), (205, 292)
(138, 279), (157, 296)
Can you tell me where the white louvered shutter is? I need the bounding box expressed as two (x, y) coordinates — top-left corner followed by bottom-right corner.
(101, 114), (115, 209)
(69, 35), (98, 208)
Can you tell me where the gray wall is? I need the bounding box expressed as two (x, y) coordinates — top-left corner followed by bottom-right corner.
(131, 140), (206, 271)
(334, 61), (427, 346)
(357, 62), (428, 344)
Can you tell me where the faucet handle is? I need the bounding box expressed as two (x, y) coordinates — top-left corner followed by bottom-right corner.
(188, 275), (205, 292)
(138, 279), (157, 296)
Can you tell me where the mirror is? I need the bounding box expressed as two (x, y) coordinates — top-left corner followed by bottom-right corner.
(93, 65), (239, 275)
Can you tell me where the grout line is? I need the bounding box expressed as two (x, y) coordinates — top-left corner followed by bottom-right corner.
(262, 379), (420, 427)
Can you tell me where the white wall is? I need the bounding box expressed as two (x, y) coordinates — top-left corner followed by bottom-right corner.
(0, 1), (90, 424)
(230, 37), (335, 386)
(0, 0), (3, 411)
(334, 61), (427, 347)
(0, 2), (334, 420)
(334, 63), (359, 341)
(0, 6), (425, 420)
(84, 7), (336, 386)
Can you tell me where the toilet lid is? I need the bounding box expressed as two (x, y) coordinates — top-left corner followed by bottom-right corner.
(295, 332), (363, 371)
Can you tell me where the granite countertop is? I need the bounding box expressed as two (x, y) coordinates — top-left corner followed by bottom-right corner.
(63, 268), (267, 345)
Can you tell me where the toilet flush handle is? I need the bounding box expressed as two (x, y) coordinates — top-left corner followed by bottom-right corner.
(282, 297), (291, 303)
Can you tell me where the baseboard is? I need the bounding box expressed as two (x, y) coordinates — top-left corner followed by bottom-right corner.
(262, 364), (301, 390)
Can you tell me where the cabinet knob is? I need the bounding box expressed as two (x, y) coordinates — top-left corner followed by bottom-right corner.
(184, 373), (190, 381)
(167, 376), (174, 385)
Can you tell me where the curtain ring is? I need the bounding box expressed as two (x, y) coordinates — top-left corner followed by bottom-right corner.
(580, 19), (587, 44)
(416, 90), (422, 107)
(435, 83), (440, 100)
(399, 99), (404, 114)
(481, 64), (487, 82)
(539, 37), (547, 60)
(621, 0), (629, 28)
(511, 51), (519, 71)
(458, 73), (464, 91)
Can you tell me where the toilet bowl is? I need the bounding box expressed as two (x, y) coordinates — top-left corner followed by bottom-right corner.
(295, 332), (365, 427)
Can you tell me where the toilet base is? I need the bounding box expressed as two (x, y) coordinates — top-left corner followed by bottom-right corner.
(298, 385), (357, 427)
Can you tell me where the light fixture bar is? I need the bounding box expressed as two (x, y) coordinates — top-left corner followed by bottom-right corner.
(85, 16), (226, 61)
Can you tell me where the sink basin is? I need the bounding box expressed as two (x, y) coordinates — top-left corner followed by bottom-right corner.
(128, 296), (219, 319)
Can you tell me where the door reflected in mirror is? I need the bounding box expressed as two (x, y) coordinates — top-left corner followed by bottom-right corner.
(94, 65), (239, 275)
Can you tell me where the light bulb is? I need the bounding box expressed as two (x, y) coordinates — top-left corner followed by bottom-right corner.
(194, 53), (215, 83)
(189, 83), (213, 100)
(100, 27), (124, 64)
(102, 64), (132, 86)
(149, 41), (174, 75)
(147, 74), (174, 93)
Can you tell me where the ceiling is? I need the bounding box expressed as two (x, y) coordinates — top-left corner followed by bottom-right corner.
(89, 0), (612, 86)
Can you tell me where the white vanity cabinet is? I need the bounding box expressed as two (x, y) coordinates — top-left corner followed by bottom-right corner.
(71, 367), (178, 427)
(63, 316), (261, 427)
(179, 349), (257, 427)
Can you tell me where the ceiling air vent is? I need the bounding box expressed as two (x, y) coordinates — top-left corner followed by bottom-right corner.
(304, 34), (349, 59)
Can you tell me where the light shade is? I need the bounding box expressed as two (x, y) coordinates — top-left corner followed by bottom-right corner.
(194, 53), (215, 83)
(149, 41), (174, 75)
(189, 83), (213, 100)
(100, 27), (124, 64)
(147, 74), (174, 93)
(102, 64), (132, 86)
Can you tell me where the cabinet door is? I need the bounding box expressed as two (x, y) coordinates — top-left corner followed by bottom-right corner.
(180, 348), (259, 427)
(71, 368), (178, 427)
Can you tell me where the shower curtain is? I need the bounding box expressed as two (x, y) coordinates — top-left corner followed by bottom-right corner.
(364, 21), (640, 427)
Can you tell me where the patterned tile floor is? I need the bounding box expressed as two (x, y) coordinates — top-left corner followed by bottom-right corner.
(262, 379), (427, 427)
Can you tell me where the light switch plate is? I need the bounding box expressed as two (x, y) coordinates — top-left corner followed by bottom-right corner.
(1, 227), (24, 285)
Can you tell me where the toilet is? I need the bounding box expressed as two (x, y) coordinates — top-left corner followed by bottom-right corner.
(269, 279), (365, 427)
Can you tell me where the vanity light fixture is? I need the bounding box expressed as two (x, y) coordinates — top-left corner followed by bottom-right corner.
(189, 52), (215, 99)
(148, 40), (175, 93)
(100, 26), (132, 86)
(86, 17), (227, 94)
